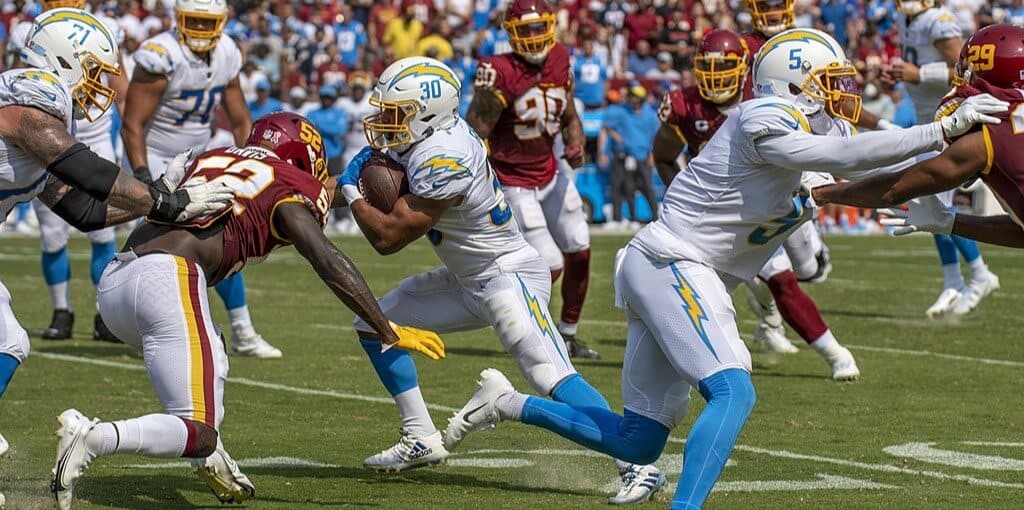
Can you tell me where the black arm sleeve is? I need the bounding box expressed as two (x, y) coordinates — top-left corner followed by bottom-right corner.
(46, 143), (120, 201)
(49, 187), (109, 232)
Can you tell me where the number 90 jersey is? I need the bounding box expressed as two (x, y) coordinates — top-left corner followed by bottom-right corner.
(134, 31), (242, 155)
(475, 43), (572, 188)
(175, 146), (330, 285)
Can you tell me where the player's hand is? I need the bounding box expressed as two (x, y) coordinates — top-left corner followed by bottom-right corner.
(884, 60), (920, 84)
(563, 144), (585, 168)
(878, 195), (954, 235)
(386, 322), (446, 360)
(338, 146), (372, 204)
(148, 179), (235, 223)
(158, 149), (194, 190)
(940, 93), (1008, 139)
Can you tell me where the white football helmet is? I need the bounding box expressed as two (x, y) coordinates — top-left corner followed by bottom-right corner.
(895, 0), (935, 17)
(175, 0), (227, 53)
(364, 57), (461, 151)
(752, 28), (861, 125)
(21, 8), (121, 121)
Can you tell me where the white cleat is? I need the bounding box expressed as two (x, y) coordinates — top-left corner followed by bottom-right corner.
(230, 327), (282, 359)
(191, 444), (255, 504)
(754, 322), (799, 354)
(51, 409), (100, 510)
(926, 287), (963, 319)
(952, 273), (1000, 316)
(444, 368), (514, 451)
(609, 464), (667, 505)
(827, 347), (860, 381)
(0, 432), (8, 456)
(363, 429), (448, 472)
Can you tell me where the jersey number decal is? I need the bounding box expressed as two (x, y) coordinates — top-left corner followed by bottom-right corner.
(964, 44), (996, 72)
(787, 48), (802, 70)
(489, 166), (513, 227)
(419, 79), (443, 100)
(902, 46), (919, 67)
(176, 86), (225, 125)
(187, 155), (276, 216)
(514, 87), (567, 140)
(67, 23), (93, 45)
(748, 194), (812, 245)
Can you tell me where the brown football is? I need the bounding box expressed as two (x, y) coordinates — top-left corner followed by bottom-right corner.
(358, 152), (409, 213)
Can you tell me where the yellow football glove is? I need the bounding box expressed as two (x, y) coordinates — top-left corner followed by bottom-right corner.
(386, 322), (446, 360)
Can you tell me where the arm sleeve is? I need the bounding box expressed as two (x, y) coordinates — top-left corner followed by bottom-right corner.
(49, 186), (110, 231)
(47, 143), (120, 201)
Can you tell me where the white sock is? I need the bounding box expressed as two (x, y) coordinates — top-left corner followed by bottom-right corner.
(967, 257), (991, 282)
(50, 282), (70, 311)
(558, 321), (578, 337)
(228, 306), (252, 332)
(941, 263), (964, 290)
(809, 330), (843, 359)
(495, 391), (527, 421)
(87, 414), (188, 458)
(614, 459), (633, 476)
(394, 387), (436, 436)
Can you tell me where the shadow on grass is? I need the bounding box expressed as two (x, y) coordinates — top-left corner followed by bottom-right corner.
(34, 343), (138, 359)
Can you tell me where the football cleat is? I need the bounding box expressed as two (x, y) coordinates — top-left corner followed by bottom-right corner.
(609, 464), (667, 505)
(444, 368), (515, 451)
(92, 313), (122, 343)
(799, 248), (833, 284)
(42, 309), (74, 340)
(229, 327), (282, 359)
(0, 432), (8, 457)
(827, 347), (860, 382)
(191, 444), (256, 504)
(563, 334), (601, 359)
(51, 409), (100, 510)
(363, 429), (448, 472)
(754, 321), (799, 354)
(952, 272), (999, 316)
(926, 287), (963, 318)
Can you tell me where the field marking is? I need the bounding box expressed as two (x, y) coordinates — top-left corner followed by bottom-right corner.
(447, 458), (534, 469)
(846, 345), (1024, 368)
(121, 456), (340, 470)
(712, 473), (897, 493)
(963, 442), (1024, 447)
(883, 443), (1024, 471)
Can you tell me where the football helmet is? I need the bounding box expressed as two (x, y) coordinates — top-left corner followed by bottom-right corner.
(41, 0), (86, 8)
(175, 0), (227, 53)
(954, 24), (1024, 88)
(21, 8), (121, 122)
(363, 57), (461, 151)
(894, 0), (935, 17)
(695, 29), (749, 104)
(747, 0), (794, 37)
(504, 0), (556, 64)
(247, 112), (330, 184)
(752, 28), (861, 124)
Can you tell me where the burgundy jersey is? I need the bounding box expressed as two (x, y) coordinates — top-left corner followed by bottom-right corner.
(657, 86), (729, 157)
(742, 33), (766, 100)
(178, 146), (331, 284)
(475, 43), (573, 188)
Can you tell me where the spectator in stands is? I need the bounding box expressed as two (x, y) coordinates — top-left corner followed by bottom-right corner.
(446, 46), (477, 116)
(306, 84), (349, 176)
(239, 60), (269, 104)
(891, 86), (918, 128)
(861, 82), (896, 123)
(624, 0), (659, 51)
(645, 51), (682, 81)
(249, 42), (281, 85)
(473, 0), (502, 31)
(477, 11), (511, 57)
(573, 38), (610, 110)
(626, 39), (658, 79)
(384, 2), (423, 59)
(600, 85), (660, 228)
(314, 44), (349, 88)
(416, 19), (454, 60)
(335, 3), (368, 69)
(247, 78), (283, 120)
(819, 0), (859, 47)
(866, 0), (896, 34)
(284, 86), (317, 116)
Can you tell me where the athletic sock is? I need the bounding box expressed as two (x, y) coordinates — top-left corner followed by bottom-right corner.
(942, 263), (964, 290)
(520, 401), (669, 465)
(90, 241), (116, 286)
(559, 249), (590, 327)
(767, 271), (828, 343)
(42, 248), (72, 311)
(809, 330), (842, 359)
(967, 256), (992, 283)
(394, 387), (437, 436)
(87, 414), (188, 458)
(495, 392), (527, 421)
(227, 306), (252, 333)
(360, 339), (435, 436)
(934, 234), (964, 289)
(0, 353), (19, 398)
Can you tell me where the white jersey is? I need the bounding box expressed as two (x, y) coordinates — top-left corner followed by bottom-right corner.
(898, 8), (962, 125)
(337, 95), (375, 156)
(75, 14), (126, 149)
(6, 20), (31, 55)
(386, 117), (533, 280)
(133, 31), (242, 155)
(0, 69), (75, 218)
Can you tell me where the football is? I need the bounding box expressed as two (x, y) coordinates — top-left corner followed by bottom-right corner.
(359, 152), (409, 213)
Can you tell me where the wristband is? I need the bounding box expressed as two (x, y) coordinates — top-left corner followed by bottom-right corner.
(341, 183), (363, 205)
(919, 62), (950, 86)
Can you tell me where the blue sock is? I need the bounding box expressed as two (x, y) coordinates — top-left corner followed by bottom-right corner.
(933, 234), (959, 265)
(0, 353), (19, 398)
(15, 202), (30, 223)
(359, 339), (419, 396)
(215, 273), (247, 310)
(671, 369), (756, 510)
(90, 241), (116, 286)
(551, 374), (610, 410)
(952, 235), (981, 263)
(521, 399), (669, 465)
(42, 248), (71, 286)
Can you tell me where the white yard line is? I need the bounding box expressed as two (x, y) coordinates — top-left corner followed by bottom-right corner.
(845, 345), (1024, 368)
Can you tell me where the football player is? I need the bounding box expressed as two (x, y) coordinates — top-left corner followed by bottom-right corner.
(340, 57), (665, 504)
(653, 29), (859, 380)
(445, 29), (1006, 509)
(121, 0), (275, 358)
(50, 112), (444, 510)
(24, 0), (130, 342)
(884, 0), (1000, 317)
(466, 0), (597, 359)
(815, 24), (1024, 248)
(0, 9), (232, 504)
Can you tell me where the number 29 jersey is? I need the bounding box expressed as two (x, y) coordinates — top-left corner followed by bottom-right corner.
(176, 146), (330, 285)
(134, 31), (242, 155)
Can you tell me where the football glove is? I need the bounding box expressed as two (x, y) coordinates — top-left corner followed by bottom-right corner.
(878, 195), (955, 235)
(158, 149), (194, 189)
(385, 322), (446, 360)
(939, 93), (1008, 139)
(338, 146), (373, 204)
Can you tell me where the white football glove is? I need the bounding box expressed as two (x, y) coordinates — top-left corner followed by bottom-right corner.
(878, 195), (955, 236)
(170, 181), (235, 222)
(158, 149), (194, 189)
(939, 93), (1008, 139)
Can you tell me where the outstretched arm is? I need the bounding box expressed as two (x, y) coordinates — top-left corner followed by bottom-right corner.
(36, 176), (136, 230)
(349, 194), (457, 255)
(952, 214), (1024, 248)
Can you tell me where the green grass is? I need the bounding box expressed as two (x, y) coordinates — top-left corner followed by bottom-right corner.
(0, 233), (1021, 509)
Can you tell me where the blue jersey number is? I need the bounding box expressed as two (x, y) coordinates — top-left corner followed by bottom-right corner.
(748, 194), (812, 245)
(419, 79), (442, 101)
(902, 46), (919, 66)
(489, 169), (513, 227)
(176, 86), (225, 125)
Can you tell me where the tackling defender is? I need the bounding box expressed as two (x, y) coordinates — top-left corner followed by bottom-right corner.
(446, 28), (1006, 509)
(340, 57), (665, 504)
(121, 0), (274, 357)
(466, 0), (598, 359)
(50, 112), (444, 509)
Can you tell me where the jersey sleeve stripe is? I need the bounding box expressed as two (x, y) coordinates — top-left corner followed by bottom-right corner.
(487, 88), (508, 108)
(981, 125), (995, 175)
(269, 196), (314, 243)
(667, 124), (688, 144)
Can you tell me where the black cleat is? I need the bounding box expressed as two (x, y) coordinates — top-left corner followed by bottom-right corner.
(41, 310), (74, 340)
(563, 334), (601, 359)
(92, 313), (122, 343)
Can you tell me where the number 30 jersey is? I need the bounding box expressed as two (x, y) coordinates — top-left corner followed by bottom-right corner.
(475, 43), (572, 188)
(134, 31), (242, 155)
(175, 146), (330, 285)
(386, 117), (532, 280)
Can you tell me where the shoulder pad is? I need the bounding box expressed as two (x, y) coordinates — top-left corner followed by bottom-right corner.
(0, 69), (73, 126)
(739, 98), (811, 140)
(406, 146), (474, 200)
(135, 39), (175, 75)
(930, 9), (962, 40)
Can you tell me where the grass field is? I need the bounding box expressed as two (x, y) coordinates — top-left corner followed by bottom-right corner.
(0, 232), (1021, 509)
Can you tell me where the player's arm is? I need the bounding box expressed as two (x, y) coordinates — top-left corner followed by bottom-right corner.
(465, 63), (503, 139)
(951, 214), (1024, 248)
(122, 68), (168, 180)
(273, 201), (400, 344)
(350, 194), (458, 255)
(221, 77), (252, 146)
(812, 130), (987, 207)
(560, 92), (586, 167)
(36, 176), (136, 230)
(111, 53), (129, 113)
(652, 124), (685, 184)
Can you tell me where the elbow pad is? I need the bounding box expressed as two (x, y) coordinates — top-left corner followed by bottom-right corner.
(919, 62), (950, 86)
(50, 187), (109, 231)
(46, 143), (119, 201)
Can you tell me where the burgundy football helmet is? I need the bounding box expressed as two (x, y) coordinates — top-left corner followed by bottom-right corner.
(955, 24), (1024, 89)
(246, 112), (329, 184)
(694, 29), (749, 104)
(504, 0), (556, 64)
